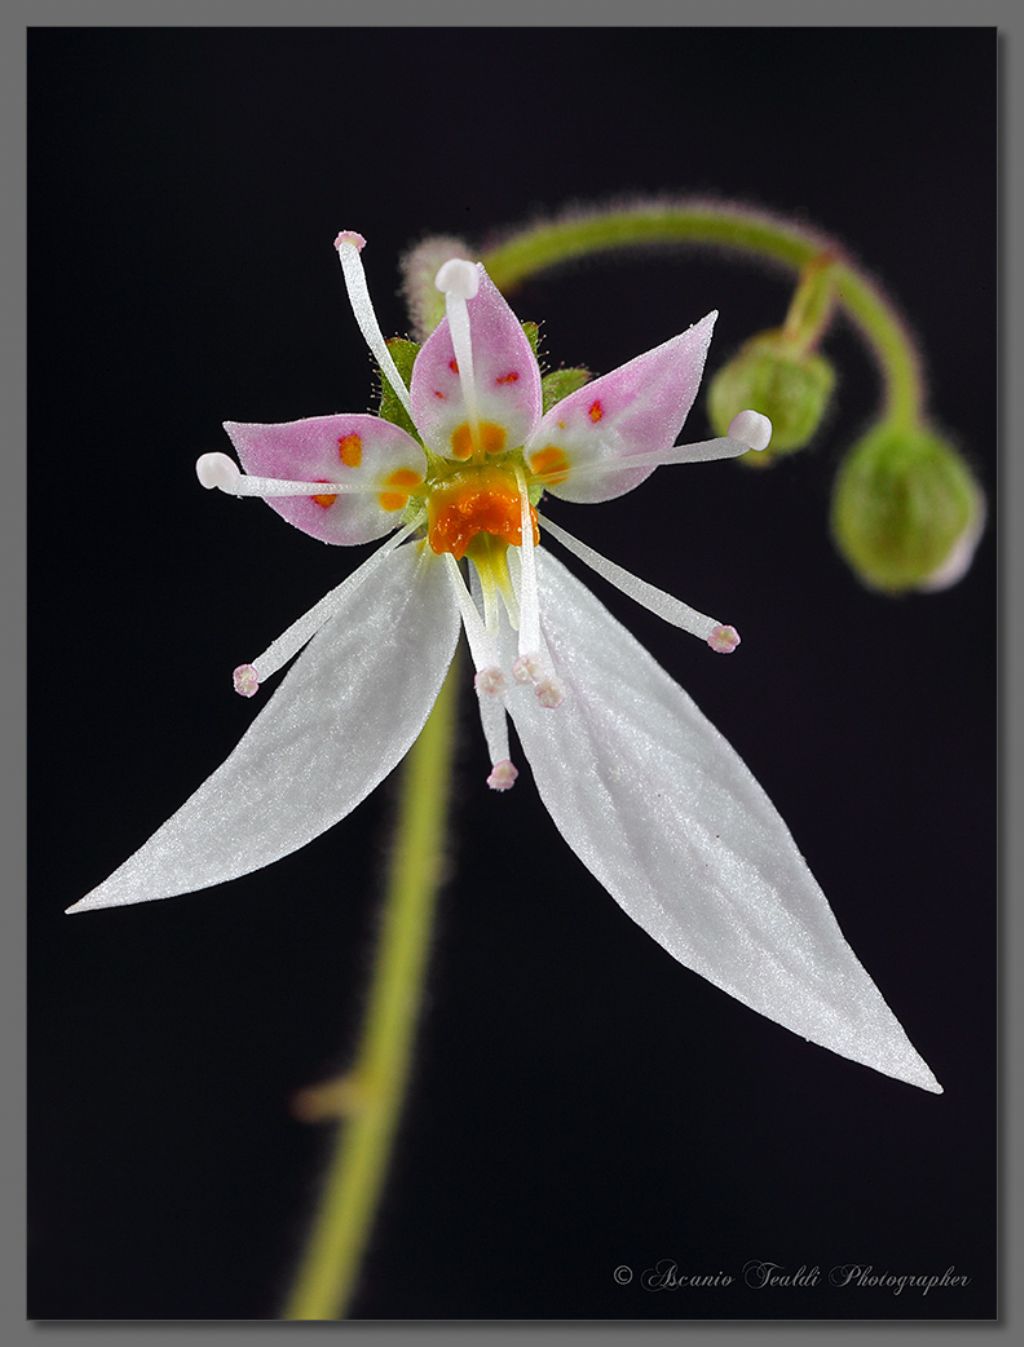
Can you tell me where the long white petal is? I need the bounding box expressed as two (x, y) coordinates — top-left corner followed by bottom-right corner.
(69, 545), (460, 912)
(502, 550), (941, 1093)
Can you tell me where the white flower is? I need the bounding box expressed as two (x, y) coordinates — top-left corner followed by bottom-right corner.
(68, 235), (941, 1096)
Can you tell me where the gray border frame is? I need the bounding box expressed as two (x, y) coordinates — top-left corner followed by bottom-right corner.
(12, 2), (1015, 1341)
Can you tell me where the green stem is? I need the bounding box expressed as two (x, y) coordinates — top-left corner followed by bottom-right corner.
(479, 201), (924, 431)
(283, 659), (460, 1320)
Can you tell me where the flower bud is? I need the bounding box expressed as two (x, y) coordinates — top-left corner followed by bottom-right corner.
(707, 331), (835, 461)
(831, 424), (984, 593)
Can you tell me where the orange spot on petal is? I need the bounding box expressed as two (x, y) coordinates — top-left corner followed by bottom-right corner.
(528, 445), (571, 486)
(449, 420), (507, 460)
(338, 432), (362, 468)
(450, 423), (474, 460)
(378, 466), (423, 512)
(496, 370), (519, 385)
(480, 421), (507, 455)
(588, 399), (604, 423)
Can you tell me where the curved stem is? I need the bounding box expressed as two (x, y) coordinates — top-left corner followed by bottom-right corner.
(283, 657), (460, 1320)
(479, 200), (925, 431)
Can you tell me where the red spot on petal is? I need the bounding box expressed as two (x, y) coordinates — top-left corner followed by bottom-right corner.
(433, 389), (446, 400)
(496, 371), (520, 385)
(588, 400), (604, 423)
(449, 358), (459, 374)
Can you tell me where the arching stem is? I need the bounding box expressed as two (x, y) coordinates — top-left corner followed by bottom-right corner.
(478, 200), (925, 431)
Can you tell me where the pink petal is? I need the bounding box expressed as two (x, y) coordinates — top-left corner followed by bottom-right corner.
(524, 312), (717, 504)
(223, 414), (427, 546)
(410, 266), (542, 461)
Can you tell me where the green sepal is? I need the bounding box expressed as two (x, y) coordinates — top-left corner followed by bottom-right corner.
(376, 337), (421, 437)
(521, 321), (540, 358)
(542, 367), (591, 414)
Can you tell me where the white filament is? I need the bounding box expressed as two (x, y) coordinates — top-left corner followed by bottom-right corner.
(504, 545), (564, 709)
(498, 577), (521, 630)
(443, 552), (515, 778)
(477, 685), (513, 773)
(196, 453), (393, 499)
(336, 237), (414, 419)
(538, 513), (723, 643)
(247, 515), (424, 684)
(435, 259), (481, 438)
(442, 553), (498, 673)
(514, 466), (540, 657)
(528, 435), (763, 487)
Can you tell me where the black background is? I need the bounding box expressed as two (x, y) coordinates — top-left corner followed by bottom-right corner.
(29, 27), (995, 1320)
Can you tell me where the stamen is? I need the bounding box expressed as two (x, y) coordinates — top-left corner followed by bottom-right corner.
(474, 667), (506, 697)
(196, 452), (241, 490)
(512, 653), (541, 685)
(233, 664), (260, 698)
(534, 677), (564, 709)
(442, 553), (519, 791)
(478, 693), (517, 792)
(434, 257), (480, 300)
(513, 466), (540, 657)
(235, 515), (424, 695)
(482, 581), (500, 636)
(708, 624), (741, 654)
(499, 580), (521, 631)
(442, 553), (499, 675)
(527, 418), (772, 488)
(538, 514), (740, 653)
(487, 760), (518, 792)
(505, 525), (565, 712)
(435, 259), (481, 442)
(728, 410), (773, 453)
(195, 452), (404, 499)
(335, 232), (414, 419)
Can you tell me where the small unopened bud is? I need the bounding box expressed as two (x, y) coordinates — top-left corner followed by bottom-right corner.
(708, 331), (835, 460)
(831, 424), (983, 594)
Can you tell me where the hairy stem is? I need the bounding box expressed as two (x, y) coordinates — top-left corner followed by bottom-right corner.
(479, 200), (925, 430)
(283, 658), (460, 1320)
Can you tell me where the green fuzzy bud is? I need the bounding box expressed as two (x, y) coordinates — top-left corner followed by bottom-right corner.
(831, 424), (983, 594)
(707, 332), (835, 460)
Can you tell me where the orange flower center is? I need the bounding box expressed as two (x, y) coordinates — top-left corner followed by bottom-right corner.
(427, 466), (538, 560)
